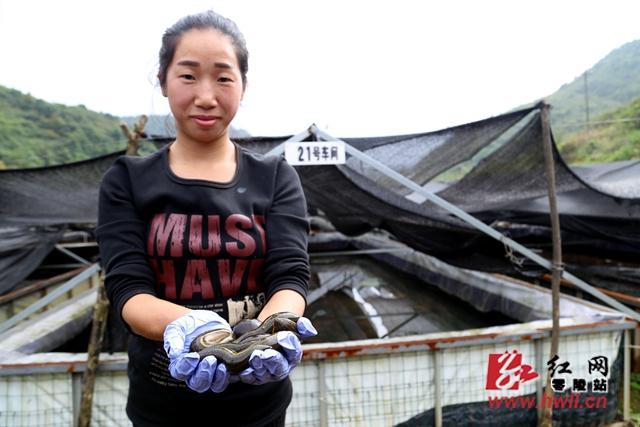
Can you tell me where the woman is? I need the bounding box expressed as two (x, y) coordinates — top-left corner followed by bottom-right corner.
(96, 10), (315, 427)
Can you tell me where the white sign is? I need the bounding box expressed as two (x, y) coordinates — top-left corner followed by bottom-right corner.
(284, 141), (346, 165)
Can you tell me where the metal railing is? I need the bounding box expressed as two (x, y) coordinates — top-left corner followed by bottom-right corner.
(0, 263), (101, 335)
(0, 317), (633, 427)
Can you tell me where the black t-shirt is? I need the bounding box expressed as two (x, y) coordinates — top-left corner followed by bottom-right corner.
(96, 143), (309, 426)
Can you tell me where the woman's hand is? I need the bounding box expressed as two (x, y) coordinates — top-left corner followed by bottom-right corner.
(238, 317), (317, 385)
(163, 310), (233, 393)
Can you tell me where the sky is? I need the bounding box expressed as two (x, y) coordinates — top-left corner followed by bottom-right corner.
(1, 0), (640, 137)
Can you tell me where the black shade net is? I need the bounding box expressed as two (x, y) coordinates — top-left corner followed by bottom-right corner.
(0, 152), (123, 295)
(0, 226), (66, 295)
(1, 105), (639, 295)
(0, 151), (124, 227)
(296, 107), (640, 259)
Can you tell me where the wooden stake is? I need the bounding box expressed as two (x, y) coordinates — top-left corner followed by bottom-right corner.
(77, 274), (109, 427)
(539, 102), (563, 427)
(119, 115), (148, 156)
(77, 115), (147, 426)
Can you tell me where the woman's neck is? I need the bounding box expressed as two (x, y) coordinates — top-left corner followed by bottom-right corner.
(168, 131), (238, 182)
(171, 131), (234, 163)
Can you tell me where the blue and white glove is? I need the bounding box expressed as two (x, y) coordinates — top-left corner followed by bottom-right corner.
(238, 317), (318, 385)
(163, 310), (232, 393)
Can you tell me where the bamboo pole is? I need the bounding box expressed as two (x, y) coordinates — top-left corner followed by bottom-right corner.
(77, 115), (147, 426)
(539, 102), (563, 427)
(77, 274), (109, 427)
(541, 273), (640, 308)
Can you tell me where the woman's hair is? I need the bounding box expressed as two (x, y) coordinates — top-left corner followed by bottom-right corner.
(158, 10), (249, 89)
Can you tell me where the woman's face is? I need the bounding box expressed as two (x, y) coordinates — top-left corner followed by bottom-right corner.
(163, 28), (244, 145)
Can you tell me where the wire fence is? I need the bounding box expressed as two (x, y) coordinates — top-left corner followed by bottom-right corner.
(0, 373), (74, 427)
(0, 324), (632, 427)
(288, 350), (435, 426)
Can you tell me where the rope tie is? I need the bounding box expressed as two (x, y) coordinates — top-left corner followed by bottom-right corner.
(503, 242), (525, 268)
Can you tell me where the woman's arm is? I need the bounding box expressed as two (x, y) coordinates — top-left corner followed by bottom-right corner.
(259, 159), (311, 320)
(123, 289), (305, 340)
(97, 160), (180, 340)
(257, 289), (306, 321)
(122, 294), (191, 341)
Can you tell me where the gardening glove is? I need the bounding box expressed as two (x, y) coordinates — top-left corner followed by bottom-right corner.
(186, 355), (231, 393)
(163, 310), (232, 393)
(239, 317), (317, 385)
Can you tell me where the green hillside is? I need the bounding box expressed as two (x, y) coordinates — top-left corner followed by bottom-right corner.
(2, 37), (640, 168)
(557, 95), (640, 164)
(544, 39), (640, 135)
(0, 85), (125, 168)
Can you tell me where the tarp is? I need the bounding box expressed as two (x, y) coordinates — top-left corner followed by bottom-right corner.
(0, 151), (124, 227)
(0, 151), (123, 294)
(0, 226), (65, 295)
(2, 106), (639, 295)
(295, 108), (640, 260)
